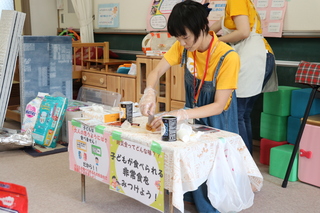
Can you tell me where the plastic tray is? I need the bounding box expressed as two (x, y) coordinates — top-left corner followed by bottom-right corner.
(77, 86), (121, 107)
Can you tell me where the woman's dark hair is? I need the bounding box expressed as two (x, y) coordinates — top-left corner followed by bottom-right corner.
(167, 0), (209, 43)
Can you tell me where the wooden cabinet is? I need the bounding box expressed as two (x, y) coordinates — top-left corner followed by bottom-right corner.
(82, 59), (136, 103)
(136, 55), (185, 113)
(170, 64), (186, 110)
(106, 73), (136, 102)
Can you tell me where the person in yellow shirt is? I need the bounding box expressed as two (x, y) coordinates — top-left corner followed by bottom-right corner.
(139, 1), (240, 212)
(210, 0), (278, 154)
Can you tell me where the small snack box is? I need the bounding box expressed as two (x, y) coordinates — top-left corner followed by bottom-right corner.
(80, 105), (120, 123)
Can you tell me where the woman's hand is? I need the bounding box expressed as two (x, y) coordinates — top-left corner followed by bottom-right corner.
(139, 57), (171, 116)
(139, 87), (157, 116)
(150, 109), (189, 131)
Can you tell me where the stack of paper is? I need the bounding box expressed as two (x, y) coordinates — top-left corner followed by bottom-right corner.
(0, 10), (25, 127)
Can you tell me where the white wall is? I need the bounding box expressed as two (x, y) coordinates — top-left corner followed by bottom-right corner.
(29, 0), (58, 35)
(59, 0), (150, 31)
(0, 0), (14, 17)
(58, 0), (79, 29)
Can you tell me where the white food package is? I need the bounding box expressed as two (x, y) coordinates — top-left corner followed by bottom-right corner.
(21, 92), (49, 133)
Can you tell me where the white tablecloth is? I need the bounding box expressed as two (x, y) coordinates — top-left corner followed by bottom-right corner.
(101, 117), (263, 212)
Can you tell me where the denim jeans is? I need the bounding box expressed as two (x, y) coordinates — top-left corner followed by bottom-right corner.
(184, 182), (220, 213)
(237, 52), (275, 154)
(182, 51), (238, 213)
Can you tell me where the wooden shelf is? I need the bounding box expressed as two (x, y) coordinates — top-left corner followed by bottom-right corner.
(6, 105), (21, 123)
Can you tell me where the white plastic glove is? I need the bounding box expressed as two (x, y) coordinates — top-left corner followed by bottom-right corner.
(139, 87), (157, 116)
(151, 109), (189, 130)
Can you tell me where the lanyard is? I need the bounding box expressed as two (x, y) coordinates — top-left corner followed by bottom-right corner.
(193, 36), (214, 106)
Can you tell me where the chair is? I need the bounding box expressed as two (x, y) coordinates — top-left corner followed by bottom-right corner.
(282, 61), (320, 188)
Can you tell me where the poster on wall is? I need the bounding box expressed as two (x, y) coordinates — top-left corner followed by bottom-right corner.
(207, 0), (227, 23)
(98, 3), (119, 28)
(207, 0), (226, 35)
(68, 120), (110, 184)
(147, 0), (204, 32)
(207, 0), (287, 37)
(254, 0), (287, 37)
(109, 135), (165, 212)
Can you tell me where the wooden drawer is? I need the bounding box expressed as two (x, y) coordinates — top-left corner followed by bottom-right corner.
(170, 100), (185, 111)
(82, 71), (107, 88)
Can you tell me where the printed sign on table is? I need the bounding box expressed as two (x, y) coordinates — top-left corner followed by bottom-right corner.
(68, 120), (110, 184)
(109, 134), (165, 212)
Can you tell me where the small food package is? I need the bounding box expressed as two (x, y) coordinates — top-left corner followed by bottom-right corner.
(32, 95), (68, 148)
(80, 104), (120, 123)
(0, 181), (28, 213)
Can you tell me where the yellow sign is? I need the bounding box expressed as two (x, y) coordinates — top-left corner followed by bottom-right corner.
(109, 136), (165, 212)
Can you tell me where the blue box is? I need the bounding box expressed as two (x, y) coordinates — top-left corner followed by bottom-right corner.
(290, 88), (320, 118)
(287, 116), (302, 144)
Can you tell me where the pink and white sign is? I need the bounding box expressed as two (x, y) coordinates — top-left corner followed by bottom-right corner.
(147, 0), (204, 32)
(254, 0), (288, 37)
(68, 120), (111, 184)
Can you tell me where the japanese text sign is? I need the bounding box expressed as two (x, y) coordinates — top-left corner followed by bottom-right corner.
(109, 135), (165, 212)
(68, 120), (110, 184)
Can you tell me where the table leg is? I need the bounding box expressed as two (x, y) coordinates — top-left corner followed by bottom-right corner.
(169, 192), (174, 213)
(81, 174), (86, 202)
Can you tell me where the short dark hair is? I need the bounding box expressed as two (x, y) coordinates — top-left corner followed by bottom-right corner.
(167, 0), (209, 43)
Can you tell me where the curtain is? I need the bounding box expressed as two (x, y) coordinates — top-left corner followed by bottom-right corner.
(71, 0), (94, 43)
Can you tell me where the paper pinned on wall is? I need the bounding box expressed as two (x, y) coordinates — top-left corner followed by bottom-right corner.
(56, 0), (64, 9)
(147, 0), (205, 32)
(254, 0), (288, 37)
(97, 3), (119, 28)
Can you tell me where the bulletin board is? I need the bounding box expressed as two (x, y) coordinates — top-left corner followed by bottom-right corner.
(253, 0), (288, 38)
(207, 0), (320, 37)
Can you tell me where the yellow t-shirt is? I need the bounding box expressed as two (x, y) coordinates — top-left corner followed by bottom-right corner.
(164, 32), (240, 109)
(224, 0), (273, 53)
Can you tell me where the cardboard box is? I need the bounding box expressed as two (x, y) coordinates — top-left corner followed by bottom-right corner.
(0, 181), (28, 213)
